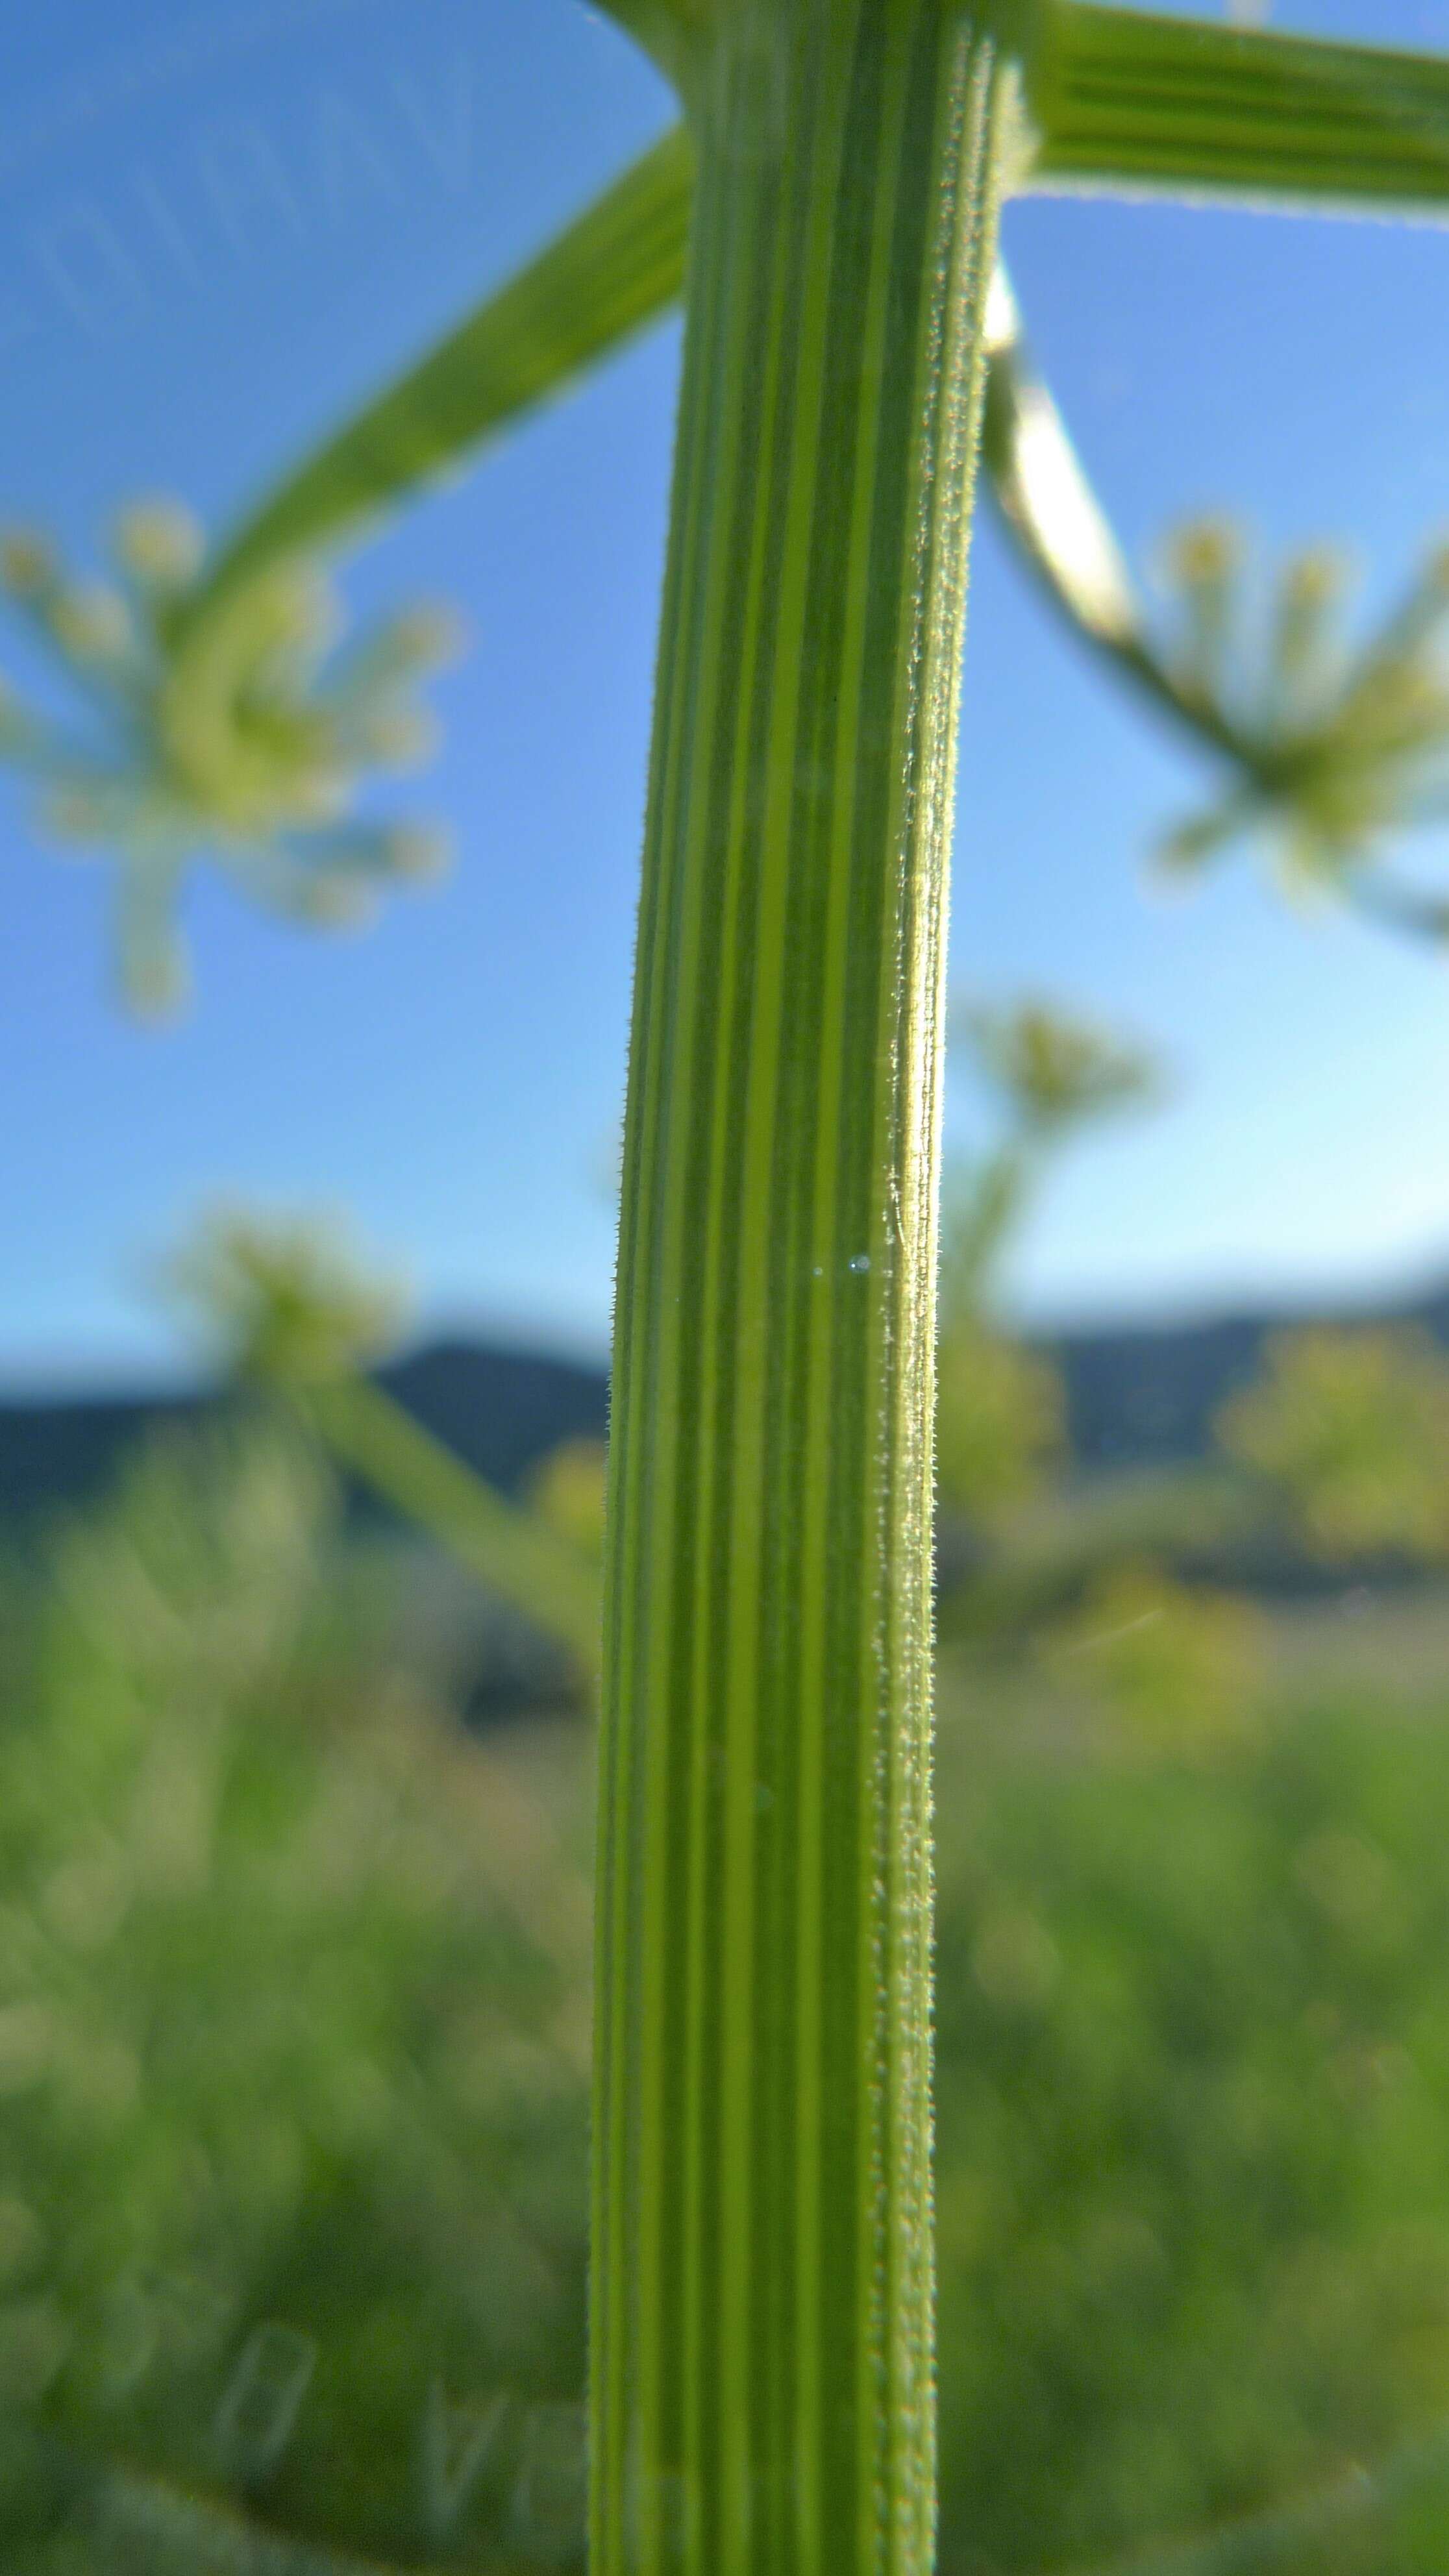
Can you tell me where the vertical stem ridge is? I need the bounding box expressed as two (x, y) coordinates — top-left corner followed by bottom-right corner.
(593, 8), (1014, 2570)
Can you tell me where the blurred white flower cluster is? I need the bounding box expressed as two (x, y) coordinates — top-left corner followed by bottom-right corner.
(0, 499), (462, 1013)
(1152, 519), (1449, 938)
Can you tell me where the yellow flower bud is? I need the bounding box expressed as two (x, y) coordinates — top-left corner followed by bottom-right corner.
(0, 528), (54, 597)
(113, 497), (205, 588)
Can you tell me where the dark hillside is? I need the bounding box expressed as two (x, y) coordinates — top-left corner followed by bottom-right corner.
(5, 1279), (1448, 1522)
(0, 1341), (609, 1529)
(1050, 1277), (1449, 1468)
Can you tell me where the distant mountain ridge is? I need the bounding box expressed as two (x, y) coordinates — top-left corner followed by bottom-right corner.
(0, 1341), (609, 1530)
(1048, 1276), (1449, 1472)
(2, 1280), (1447, 1524)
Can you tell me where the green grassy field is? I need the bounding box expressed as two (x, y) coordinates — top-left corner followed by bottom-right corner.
(6, 1419), (1449, 2573)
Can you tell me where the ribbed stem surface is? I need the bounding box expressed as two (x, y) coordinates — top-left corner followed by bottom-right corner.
(1037, 6), (1449, 214)
(592, 7), (1013, 2571)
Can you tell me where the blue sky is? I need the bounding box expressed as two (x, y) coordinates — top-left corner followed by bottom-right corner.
(3, 0), (1449, 1387)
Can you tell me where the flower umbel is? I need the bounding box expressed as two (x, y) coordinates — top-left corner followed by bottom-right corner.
(0, 497), (462, 1012)
(163, 1206), (407, 1389)
(1151, 519), (1449, 937)
(960, 995), (1159, 1141)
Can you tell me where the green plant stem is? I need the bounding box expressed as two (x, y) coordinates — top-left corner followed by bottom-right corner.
(169, 8), (1449, 647)
(592, 5), (1017, 2569)
(180, 129), (695, 633)
(1036, 6), (1449, 216)
(293, 1374), (601, 1682)
(158, 123), (1272, 864)
(175, 114), (1226, 785)
(980, 269), (1250, 771)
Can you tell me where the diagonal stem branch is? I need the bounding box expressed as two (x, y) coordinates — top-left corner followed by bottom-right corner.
(294, 1372), (602, 1679)
(981, 265), (1252, 774)
(1034, 5), (1449, 218)
(179, 130), (695, 634)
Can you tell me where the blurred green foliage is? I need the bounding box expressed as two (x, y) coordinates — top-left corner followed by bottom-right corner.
(1219, 1326), (1449, 1568)
(523, 1443), (608, 1564)
(934, 1672), (1449, 2576)
(1038, 1560), (1267, 1759)
(936, 1321), (1065, 1532)
(0, 1421), (591, 2572)
(8, 1422), (1449, 2569)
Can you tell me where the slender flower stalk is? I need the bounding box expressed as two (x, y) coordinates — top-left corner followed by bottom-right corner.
(164, 1208), (603, 1679)
(591, 5), (1021, 2568)
(297, 1372), (602, 1681)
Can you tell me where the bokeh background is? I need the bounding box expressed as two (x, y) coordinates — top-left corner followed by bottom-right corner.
(7, 2), (1449, 2570)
